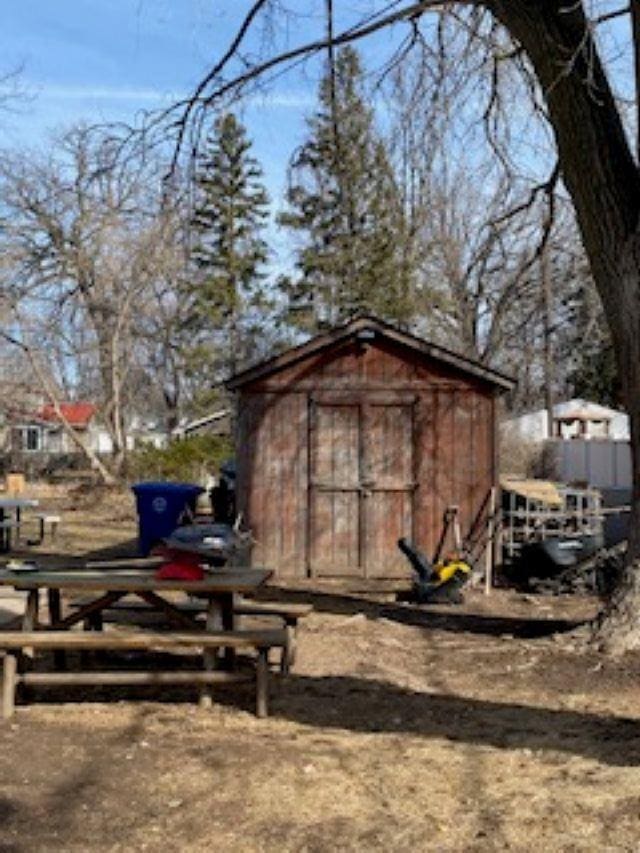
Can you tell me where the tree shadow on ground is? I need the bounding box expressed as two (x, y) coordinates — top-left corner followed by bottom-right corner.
(0, 710), (148, 853)
(262, 586), (583, 639)
(269, 673), (639, 767)
(13, 623), (639, 769)
(15, 670), (639, 768)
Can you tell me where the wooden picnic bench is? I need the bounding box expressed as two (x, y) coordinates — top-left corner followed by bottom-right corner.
(0, 628), (287, 720)
(33, 512), (61, 543)
(69, 596), (313, 673)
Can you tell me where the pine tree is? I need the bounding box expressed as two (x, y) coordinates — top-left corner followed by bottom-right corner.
(189, 112), (270, 377)
(278, 47), (413, 331)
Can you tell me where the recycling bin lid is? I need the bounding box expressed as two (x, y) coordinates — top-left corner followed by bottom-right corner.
(131, 481), (204, 495)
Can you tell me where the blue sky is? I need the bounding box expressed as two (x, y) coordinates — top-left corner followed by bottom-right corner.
(2, 1), (632, 258)
(2, 2), (634, 166)
(1, 1), (430, 271)
(1, 1), (323, 213)
(0, 2), (543, 282)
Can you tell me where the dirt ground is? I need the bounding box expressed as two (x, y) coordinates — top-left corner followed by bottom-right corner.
(1, 486), (640, 852)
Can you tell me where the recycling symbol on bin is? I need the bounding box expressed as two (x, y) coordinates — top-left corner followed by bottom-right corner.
(152, 496), (168, 513)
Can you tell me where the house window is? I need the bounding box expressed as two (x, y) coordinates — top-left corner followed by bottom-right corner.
(25, 427), (40, 450)
(22, 427), (41, 452)
(587, 419), (609, 439)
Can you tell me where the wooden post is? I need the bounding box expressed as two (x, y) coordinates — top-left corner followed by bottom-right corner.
(221, 592), (236, 670)
(23, 589), (39, 630)
(22, 589), (39, 661)
(47, 588), (62, 627)
(281, 622), (295, 675)
(199, 597), (222, 709)
(2, 654), (17, 720)
(256, 648), (269, 718)
(485, 487), (497, 595)
(495, 504), (504, 572)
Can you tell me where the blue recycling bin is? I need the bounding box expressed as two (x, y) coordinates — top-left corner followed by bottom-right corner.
(132, 481), (204, 555)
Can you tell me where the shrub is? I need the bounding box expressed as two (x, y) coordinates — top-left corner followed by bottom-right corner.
(127, 434), (233, 485)
(499, 425), (545, 478)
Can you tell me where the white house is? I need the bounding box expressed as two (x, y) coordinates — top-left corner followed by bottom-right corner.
(172, 409), (231, 440)
(128, 415), (169, 450)
(9, 402), (116, 455)
(503, 398), (630, 443)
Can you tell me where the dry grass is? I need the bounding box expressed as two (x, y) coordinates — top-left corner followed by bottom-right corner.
(1, 491), (640, 851)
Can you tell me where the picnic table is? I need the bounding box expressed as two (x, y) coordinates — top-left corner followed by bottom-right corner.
(0, 497), (39, 552)
(0, 565), (279, 715)
(0, 566), (271, 637)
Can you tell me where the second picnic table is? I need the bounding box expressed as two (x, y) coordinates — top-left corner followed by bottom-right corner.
(0, 497), (39, 552)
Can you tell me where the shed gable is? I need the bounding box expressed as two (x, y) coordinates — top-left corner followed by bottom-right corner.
(239, 335), (497, 395)
(227, 316), (514, 393)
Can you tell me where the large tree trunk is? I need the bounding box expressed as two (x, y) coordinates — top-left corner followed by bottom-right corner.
(487, 0), (640, 648)
(591, 241), (640, 651)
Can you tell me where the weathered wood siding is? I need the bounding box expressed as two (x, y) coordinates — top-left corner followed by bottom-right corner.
(235, 337), (496, 579)
(236, 392), (308, 576)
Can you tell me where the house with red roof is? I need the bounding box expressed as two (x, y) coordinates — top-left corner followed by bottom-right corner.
(8, 401), (116, 457)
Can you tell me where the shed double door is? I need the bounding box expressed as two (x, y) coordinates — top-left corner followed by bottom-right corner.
(308, 395), (415, 578)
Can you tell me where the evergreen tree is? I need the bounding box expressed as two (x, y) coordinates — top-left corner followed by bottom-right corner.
(189, 112), (270, 377)
(278, 47), (414, 331)
(565, 284), (621, 407)
(554, 261), (622, 408)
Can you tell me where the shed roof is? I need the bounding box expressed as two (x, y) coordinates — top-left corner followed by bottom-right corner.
(227, 315), (515, 391)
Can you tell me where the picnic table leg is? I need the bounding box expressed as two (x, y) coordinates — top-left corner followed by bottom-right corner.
(199, 596), (223, 709)
(281, 619), (296, 675)
(221, 592), (236, 670)
(0, 508), (7, 553)
(47, 588), (61, 626)
(47, 589), (66, 669)
(256, 647), (269, 718)
(23, 589), (39, 632)
(2, 654), (17, 720)
(20, 589), (39, 669)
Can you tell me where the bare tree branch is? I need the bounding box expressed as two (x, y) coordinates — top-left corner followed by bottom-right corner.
(167, 1), (464, 168)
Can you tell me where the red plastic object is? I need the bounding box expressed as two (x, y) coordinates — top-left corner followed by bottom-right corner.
(155, 560), (205, 581)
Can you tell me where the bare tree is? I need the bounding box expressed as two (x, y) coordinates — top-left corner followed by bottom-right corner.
(132, 200), (195, 434)
(0, 125), (176, 479)
(0, 66), (27, 117)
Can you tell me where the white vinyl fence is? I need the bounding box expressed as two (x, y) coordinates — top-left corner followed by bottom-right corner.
(548, 439), (631, 489)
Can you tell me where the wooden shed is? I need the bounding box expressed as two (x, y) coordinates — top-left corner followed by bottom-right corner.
(228, 316), (514, 580)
